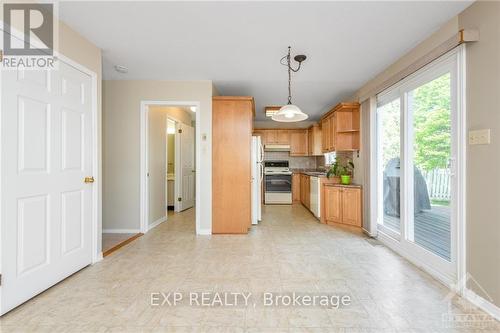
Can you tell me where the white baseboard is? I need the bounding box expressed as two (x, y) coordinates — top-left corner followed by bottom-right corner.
(464, 289), (500, 322)
(377, 231), (455, 288)
(197, 228), (211, 235)
(102, 229), (141, 234)
(148, 216), (167, 231)
(362, 228), (377, 237)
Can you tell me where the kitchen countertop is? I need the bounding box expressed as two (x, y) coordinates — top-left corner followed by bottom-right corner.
(324, 183), (362, 188)
(291, 169), (328, 177)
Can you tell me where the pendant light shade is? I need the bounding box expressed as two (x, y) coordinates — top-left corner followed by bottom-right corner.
(272, 104), (308, 122)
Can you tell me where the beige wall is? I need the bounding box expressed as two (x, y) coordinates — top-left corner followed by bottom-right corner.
(102, 80), (213, 232)
(148, 107), (191, 226)
(355, 1), (500, 307)
(458, 1), (500, 306)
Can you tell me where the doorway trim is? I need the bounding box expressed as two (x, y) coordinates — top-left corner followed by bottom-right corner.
(140, 100), (200, 234)
(370, 45), (467, 289)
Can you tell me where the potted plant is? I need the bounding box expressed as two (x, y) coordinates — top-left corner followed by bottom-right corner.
(327, 160), (354, 185)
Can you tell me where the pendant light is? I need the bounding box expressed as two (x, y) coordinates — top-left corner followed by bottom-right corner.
(272, 46), (308, 122)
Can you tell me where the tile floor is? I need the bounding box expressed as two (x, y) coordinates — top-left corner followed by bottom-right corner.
(1, 204), (498, 332)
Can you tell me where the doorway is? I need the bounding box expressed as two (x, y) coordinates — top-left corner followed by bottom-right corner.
(374, 47), (466, 286)
(140, 101), (199, 234)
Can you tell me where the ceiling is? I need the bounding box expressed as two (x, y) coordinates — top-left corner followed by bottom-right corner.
(59, 1), (472, 122)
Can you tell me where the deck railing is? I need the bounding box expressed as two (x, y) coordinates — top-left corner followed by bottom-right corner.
(422, 168), (451, 201)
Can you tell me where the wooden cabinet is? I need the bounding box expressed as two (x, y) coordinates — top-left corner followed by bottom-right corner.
(320, 102), (360, 152)
(324, 186), (342, 223)
(265, 130), (278, 144)
(259, 129), (290, 145)
(277, 130), (290, 144)
(290, 130), (308, 156)
(321, 117), (330, 153)
(212, 96), (254, 234)
(342, 188), (362, 226)
(292, 173), (301, 202)
(308, 124), (322, 156)
(322, 185), (362, 227)
(300, 174), (310, 209)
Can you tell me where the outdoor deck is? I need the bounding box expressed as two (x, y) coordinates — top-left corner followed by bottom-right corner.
(383, 205), (451, 261)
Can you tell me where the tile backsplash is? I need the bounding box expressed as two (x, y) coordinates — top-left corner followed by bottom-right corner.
(263, 151), (354, 170)
(264, 151), (322, 169)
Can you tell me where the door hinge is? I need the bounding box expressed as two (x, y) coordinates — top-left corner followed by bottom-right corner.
(178, 197), (182, 202)
(178, 129), (182, 134)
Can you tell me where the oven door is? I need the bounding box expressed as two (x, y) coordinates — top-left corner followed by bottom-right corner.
(265, 174), (292, 193)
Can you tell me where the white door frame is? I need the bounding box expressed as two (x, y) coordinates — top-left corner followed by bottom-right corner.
(140, 101), (200, 234)
(0, 53), (101, 267)
(370, 46), (466, 289)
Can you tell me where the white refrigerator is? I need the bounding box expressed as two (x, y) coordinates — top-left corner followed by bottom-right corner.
(251, 136), (264, 224)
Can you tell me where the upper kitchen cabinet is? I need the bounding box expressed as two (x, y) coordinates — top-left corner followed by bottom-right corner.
(321, 102), (360, 152)
(321, 114), (335, 153)
(277, 130), (290, 144)
(308, 124), (322, 156)
(252, 130), (266, 144)
(290, 129), (308, 156)
(213, 96), (254, 234)
(334, 102), (360, 151)
(264, 129), (290, 145)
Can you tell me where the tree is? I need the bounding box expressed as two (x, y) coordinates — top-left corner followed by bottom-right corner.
(412, 73), (451, 171)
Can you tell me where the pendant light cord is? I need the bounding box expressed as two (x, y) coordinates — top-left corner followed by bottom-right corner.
(280, 46), (303, 105)
(287, 47), (292, 105)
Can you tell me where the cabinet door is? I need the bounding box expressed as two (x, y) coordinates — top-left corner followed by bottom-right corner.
(304, 176), (311, 209)
(329, 115), (336, 151)
(342, 188), (362, 226)
(307, 128), (313, 156)
(277, 130), (290, 144)
(290, 130), (308, 156)
(212, 97), (252, 233)
(265, 130), (277, 144)
(324, 186), (342, 223)
(292, 174), (301, 202)
(321, 118), (330, 152)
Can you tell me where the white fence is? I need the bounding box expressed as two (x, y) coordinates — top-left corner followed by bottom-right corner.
(422, 168), (451, 201)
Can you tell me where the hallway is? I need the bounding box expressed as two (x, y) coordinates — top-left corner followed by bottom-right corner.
(0, 205), (497, 332)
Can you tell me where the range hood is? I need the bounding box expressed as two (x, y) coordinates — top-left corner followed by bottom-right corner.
(264, 144), (290, 152)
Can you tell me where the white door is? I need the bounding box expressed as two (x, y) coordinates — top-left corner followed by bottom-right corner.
(178, 123), (195, 211)
(1, 62), (94, 315)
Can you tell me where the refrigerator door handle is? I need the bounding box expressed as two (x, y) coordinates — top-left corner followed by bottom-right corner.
(260, 163), (264, 181)
(259, 142), (264, 163)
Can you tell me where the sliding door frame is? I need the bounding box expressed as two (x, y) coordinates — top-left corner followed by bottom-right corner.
(372, 45), (467, 289)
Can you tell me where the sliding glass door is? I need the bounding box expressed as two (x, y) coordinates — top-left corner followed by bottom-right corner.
(407, 73), (453, 261)
(376, 48), (463, 282)
(377, 97), (402, 237)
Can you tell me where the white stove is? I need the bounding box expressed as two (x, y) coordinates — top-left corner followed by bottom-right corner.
(264, 161), (292, 204)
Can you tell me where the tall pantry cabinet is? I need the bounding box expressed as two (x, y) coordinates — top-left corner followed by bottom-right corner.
(212, 96), (254, 233)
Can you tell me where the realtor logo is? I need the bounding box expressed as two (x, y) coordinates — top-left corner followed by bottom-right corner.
(3, 3), (54, 56)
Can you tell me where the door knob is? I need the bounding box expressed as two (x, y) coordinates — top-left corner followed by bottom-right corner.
(84, 177), (95, 184)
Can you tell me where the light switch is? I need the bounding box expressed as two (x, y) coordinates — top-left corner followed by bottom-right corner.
(469, 129), (490, 145)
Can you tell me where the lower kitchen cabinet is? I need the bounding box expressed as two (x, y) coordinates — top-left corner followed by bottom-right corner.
(324, 186), (342, 223)
(322, 185), (362, 227)
(300, 174), (310, 209)
(292, 173), (301, 202)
